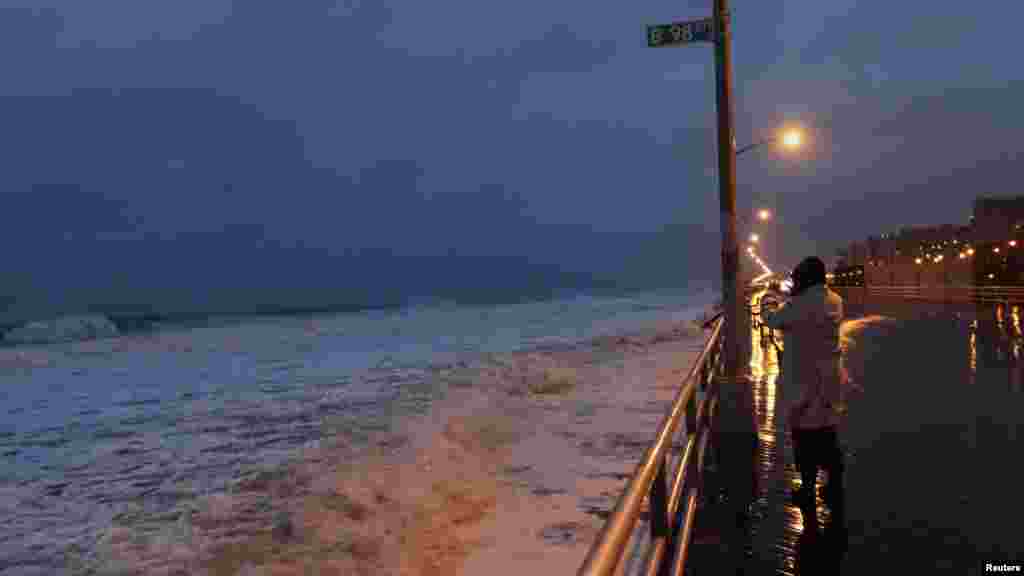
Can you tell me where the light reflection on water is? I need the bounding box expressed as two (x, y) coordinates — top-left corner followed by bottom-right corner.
(967, 304), (1024, 393)
(749, 290), (778, 452)
(969, 328), (977, 385)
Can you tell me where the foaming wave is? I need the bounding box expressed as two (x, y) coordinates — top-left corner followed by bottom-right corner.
(838, 315), (895, 396)
(839, 315), (895, 352)
(82, 380), (520, 576)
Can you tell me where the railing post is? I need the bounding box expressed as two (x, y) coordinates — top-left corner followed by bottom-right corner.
(650, 457), (670, 543)
(685, 390), (697, 437)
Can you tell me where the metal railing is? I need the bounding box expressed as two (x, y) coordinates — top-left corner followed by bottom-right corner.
(839, 285), (1024, 305)
(578, 316), (724, 576)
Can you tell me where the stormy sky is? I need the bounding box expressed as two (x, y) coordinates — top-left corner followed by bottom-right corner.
(2, 0), (1022, 319)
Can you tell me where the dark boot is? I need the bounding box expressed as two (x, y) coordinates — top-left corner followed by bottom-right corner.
(792, 428), (818, 510)
(822, 432), (846, 520)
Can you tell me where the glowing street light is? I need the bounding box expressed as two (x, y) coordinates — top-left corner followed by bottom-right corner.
(736, 124), (807, 157)
(749, 233), (760, 243)
(1011, 240), (1018, 247)
(757, 209), (772, 222)
(915, 257), (923, 265)
(994, 247), (1001, 254)
(781, 128), (802, 149)
(967, 248), (975, 256)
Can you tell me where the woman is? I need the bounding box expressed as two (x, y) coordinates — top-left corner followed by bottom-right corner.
(762, 256), (846, 517)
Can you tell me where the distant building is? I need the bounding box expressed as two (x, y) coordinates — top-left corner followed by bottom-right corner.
(886, 225), (970, 266)
(836, 194), (1024, 287)
(847, 241), (868, 267)
(865, 234), (902, 266)
(830, 264), (864, 287)
(859, 224), (972, 286)
(968, 196), (1024, 284)
(972, 195), (1024, 244)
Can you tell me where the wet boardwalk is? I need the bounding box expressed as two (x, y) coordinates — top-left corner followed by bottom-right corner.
(686, 294), (1024, 575)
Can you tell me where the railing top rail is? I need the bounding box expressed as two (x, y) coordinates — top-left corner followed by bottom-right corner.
(577, 316), (724, 576)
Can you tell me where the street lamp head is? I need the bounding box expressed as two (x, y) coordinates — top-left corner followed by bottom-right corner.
(757, 209), (772, 222)
(749, 233), (759, 243)
(781, 129), (802, 149)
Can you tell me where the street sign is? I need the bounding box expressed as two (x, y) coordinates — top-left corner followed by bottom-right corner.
(646, 17), (714, 48)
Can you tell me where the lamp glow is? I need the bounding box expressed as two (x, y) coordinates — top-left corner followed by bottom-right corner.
(781, 128), (803, 150)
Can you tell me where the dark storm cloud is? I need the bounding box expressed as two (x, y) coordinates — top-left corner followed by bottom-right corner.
(2, 1), (1023, 318)
(0, 85), (710, 319)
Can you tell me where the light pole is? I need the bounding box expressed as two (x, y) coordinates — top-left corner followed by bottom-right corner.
(707, 1), (763, 538)
(709, 3), (758, 535)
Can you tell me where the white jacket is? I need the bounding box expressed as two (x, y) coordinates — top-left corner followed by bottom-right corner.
(762, 284), (846, 430)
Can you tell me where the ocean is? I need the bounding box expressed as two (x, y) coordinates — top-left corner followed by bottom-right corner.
(0, 287), (716, 575)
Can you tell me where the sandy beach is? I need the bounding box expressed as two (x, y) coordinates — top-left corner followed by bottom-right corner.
(77, 319), (708, 575)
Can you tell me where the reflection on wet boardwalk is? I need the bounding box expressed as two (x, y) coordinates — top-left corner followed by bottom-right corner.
(687, 294), (1024, 575)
